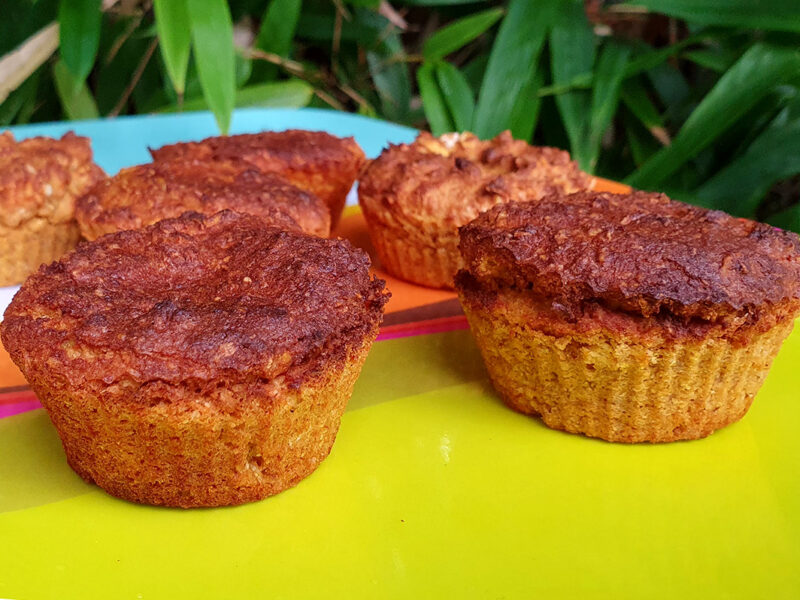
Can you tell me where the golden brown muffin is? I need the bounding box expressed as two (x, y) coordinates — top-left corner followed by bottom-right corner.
(76, 159), (330, 240)
(2, 210), (388, 507)
(0, 131), (105, 286)
(150, 129), (366, 227)
(358, 131), (593, 289)
(456, 191), (800, 443)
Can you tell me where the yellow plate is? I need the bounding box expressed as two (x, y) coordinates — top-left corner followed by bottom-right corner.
(1, 110), (798, 599)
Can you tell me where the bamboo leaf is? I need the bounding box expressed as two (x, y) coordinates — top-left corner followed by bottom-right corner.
(695, 103), (800, 217)
(435, 61), (474, 131)
(403, 0), (488, 4)
(153, 0), (191, 95)
(550, 0), (595, 168)
(58, 0), (101, 83)
(422, 7), (503, 62)
(646, 60), (691, 124)
(0, 73), (40, 126)
(417, 62), (453, 135)
(186, 0), (235, 133)
(509, 65), (543, 141)
(537, 31), (725, 98)
(53, 58), (99, 120)
(621, 78), (665, 134)
(367, 32), (412, 124)
(461, 53), (489, 93)
(252, 0), (302, 82)
(627, 43), (800, 189)
(587, 41), (631, 170)
(768, 204), (800, 233)
(682, 48), (739, 73)
(623, 0), (800, 33)
(622, 92), (670, 148)
(163, 80), (313, 112)
(473, 0), (556, 138)
(623, 112), (661, 167)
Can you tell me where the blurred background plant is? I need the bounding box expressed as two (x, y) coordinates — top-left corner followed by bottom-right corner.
(2, 0), (800, 230)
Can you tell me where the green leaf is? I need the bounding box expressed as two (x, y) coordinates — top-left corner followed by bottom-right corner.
(153, 0), (191, 95)
(422, 7), (503, 62)
(537, 31), (725, 98)
(623, 112), (661, 167)
(621, 78), (663, 130)
(587, 41), (631, 170)
(402, 0), (487, 4)
(295, 13), (381, 44)
(0, 73), (40, 126)
(473, 0), (556, 138)
(95, 18), (152, 115)
(186, 0), (235, 133)
(645, 60), (691, 123)
(344, 0), (379, 7)
(695, 102), (800, 217)
(417, 62), (453, 135)
(58, 0), (101, 83)
(367, 32), (412, 124)
(682, 48), (739, 73)
(550, 0), (595, 168)
(768, 204), (800, 233)
(627, 43), (800, 189)
(231, 80), (311, 109)
(624, 0), (800, 33)
(620, 78), (670, 147)
(435, 61), (474, 132)
(252, 0), (302, 82)
(624, 34), (706, 76)
(509, 65), (543, 141)
(537, 73), (593, 98)
(461, 53), (489, 93)
(53, 58), (99, 119)
(236, 53), (252, 88)
(165, 80), (313, 112)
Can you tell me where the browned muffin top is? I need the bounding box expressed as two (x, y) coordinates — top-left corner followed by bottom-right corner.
(358, 131), (593, 235)
(0, 131), (105, 228)
(150, 129), (365, 177)
(459, 191), (800, 322)
(75, 159), (330, 240)
(2, 211), (388, 387)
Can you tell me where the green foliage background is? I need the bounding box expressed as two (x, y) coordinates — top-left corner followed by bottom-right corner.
(3, 0), (800, 231)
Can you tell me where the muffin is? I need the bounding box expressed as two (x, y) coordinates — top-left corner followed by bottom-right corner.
(1, 210), (388, 507)
(0, 131), (105, 286)
(150, 129), (366, 227)
(358, 131), (593, 289)
(456, 191), (800, 443)
(76, 159), (330, 240)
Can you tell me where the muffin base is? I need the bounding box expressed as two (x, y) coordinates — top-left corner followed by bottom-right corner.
(364, 216), (460, 289)
(32, 341), (374, 508)
(0, 219), (80, 286)
(459, 286), (795, 443)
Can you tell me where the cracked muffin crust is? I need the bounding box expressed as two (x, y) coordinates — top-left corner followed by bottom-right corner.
(358, 130), (593, 288)
(0, 131), (105, 285)
(76, 158), (330, 240)
(456, 191), (800, 442)
(2, 210), (389, 507)
(150, 129), (366, 227)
